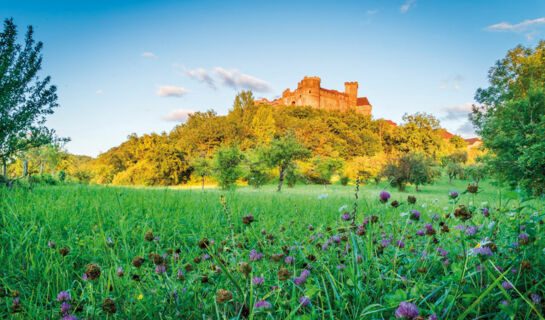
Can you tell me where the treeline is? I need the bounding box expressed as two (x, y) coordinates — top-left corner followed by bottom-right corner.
(73, 91), (473, 188)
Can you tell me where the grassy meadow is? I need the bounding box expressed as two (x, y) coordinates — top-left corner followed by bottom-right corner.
(1, 176), (544, 319)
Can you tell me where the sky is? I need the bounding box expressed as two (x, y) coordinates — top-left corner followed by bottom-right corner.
(2, 0), (545, 157)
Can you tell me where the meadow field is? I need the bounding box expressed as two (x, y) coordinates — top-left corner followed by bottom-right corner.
(1, 176), (544, 319)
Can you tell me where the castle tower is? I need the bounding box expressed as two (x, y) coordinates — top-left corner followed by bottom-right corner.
(344, 82), (358, 108)
(299, 76), (321, 108)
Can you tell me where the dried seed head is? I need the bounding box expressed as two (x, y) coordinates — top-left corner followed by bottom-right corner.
(132, 256), (145, 268)
(85, 263), (101, 280)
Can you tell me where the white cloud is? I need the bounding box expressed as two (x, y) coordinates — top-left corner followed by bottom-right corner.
(183, 67), (216, 89)
(161, 109), (194, 122)
(156, 85), (187, 97)
(486, 17), (545, 32)
(367, 9), (378, 15)
(96, 89), (103, 94)
(456, 120), (476, 137)
(142, 52), (157, 58)
(442, 102), (474, 121)
(400, 0), (415, 13)
(214, 67), (271, 92)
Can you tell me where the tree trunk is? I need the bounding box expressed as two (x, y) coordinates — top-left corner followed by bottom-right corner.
(2, 159), (6, 177)
(323, 183), (327, 190)
(40, 163), (44, 175)
(201, 175), (205, 190)
(23, 158), (29, 177)
(277, 167), (285, 192)
(415, 184), (420, 192)
(51, 168), (55, 177)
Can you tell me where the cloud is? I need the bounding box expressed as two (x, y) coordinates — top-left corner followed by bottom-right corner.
(400, 0), (415, 13)
(156, 85), (187, 97)
(486, 17), (545, 32)
(96, 89), (103, 94)
(456, 120), (476, 137)
(142, 52), (157, 58)
(439, 74), (464, 91)
(183, 67), (216, 89)
(161, 109), (194, 122)
(367, 9), (378, 15)
(442, 102), (474, 121)
(214, 67), (271, 92)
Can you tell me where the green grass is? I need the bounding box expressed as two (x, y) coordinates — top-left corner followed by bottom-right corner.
(1, 176), (544, 319)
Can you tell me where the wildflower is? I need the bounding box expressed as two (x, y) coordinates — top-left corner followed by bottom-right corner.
(239, 262), (252, 276)
(471, 246), (493, 257)
(252, 277), (264, 286)
(261, 228), (266, 234)
(416, 229), (425, 236)
(132, 256), (145, 268)
(284, 256), (294, 264)
(395, 301), (419, 319)
(59, 246), (69, 257)
(242, 213), (255, 225)
(155, 265), (166, 274)
(48, 241), (56, 248)
(116, 267), (124, 277)
(60, 302), (71, 314)
(467, 182), (478, 193)
(410, 210), (420, 221)
(391, 200), (400, 208)
(407, 195), (417, 204)
(82, 273), (89, 281)
(254, 300), (272, 309)
(531, 293), (542, 305)
(144, 231), (154, 242)
(102, 298), (116, 314)
(216, 289), (233, 303)
(84, 263), (101, 280)
(317, 194), (328, 200)
(481, 207), (490, 217)
(501, 281), (513, 290)
(331, 235), (341, 243)
(379, 190), (391, 203)
(428, 313), (438, 320)
(299, 296), (310, 306)
(336, 264), (346, 270)
(57, 291), (71, 302)
(277, 267), (292, 281)
(249, 249), (263, 261)
(396, 240), (405, 248)
(465, 226), (479, 236)
(519, 233), (530, 245)
(449, 190), (459, 199)
(202, 254), (210, 260)
(424, 224), (436, 235)
(341, 212), (351, 221)
(198, 238), (210, 249)
(453, 205), (472, 221)
(61, 316), (78, 320)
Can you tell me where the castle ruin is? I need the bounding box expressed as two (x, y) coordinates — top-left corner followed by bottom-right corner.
(255, 76), (372, 116)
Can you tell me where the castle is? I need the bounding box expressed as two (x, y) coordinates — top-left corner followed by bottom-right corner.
(255, 76), (372, 116)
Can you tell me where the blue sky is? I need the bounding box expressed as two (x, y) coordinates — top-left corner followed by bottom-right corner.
(2, 0), (544, 156)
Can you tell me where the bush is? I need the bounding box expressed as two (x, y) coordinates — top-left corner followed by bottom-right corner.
(382, 152), (440, 192)
(340, 176), (350, 186)
(58, 170), (66, 182)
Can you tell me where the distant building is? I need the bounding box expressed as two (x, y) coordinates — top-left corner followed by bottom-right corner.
(464, 137), (483, 148)
(255, 76), (372, 115)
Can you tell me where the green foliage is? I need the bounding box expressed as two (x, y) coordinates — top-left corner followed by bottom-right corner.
(441, 150), (468, 167)
(306, 156), (344, 188)
(242, 148), (270, 188)
(340, 175), (350, 186)
(212, 145), (244, 190)
(464, 162), (488, 184)
(262, 132), (310, 191)
(382, 152), (440, 191)
(446, 162), (464, 184)
(57, 170), (66, 182)
(0, 18), (67, 174)
(472, 41), (545, 195)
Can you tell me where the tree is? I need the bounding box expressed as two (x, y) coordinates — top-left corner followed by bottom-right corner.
(471, 41), (545, 195)
(441, 150), (468, 167)
(464, 162), (488, 185)
(262, 132), (310, 192)
(242, 148), (270, 189)
(0, 18), (66, 178)
(446, 162), (463, 184)
(191, 156), (212, 190)
(306, 156), (344, 189)
(212, 145), (244, 190)
(382, 152), (439, 192)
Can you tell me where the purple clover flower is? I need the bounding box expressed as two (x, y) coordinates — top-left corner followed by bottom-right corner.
(501, 281), (513, 290)
(155, 265), (166, 274)
(254, 300), (272, 309)
(449, 190), (459, 199)
(252, 277), (264, 286)
(299, 296), (310, 306)
(57, 291), (71, 302)
(250, 250), (263, 261)
(395, 301), (419, 319)
(341, 212), (351, 221)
